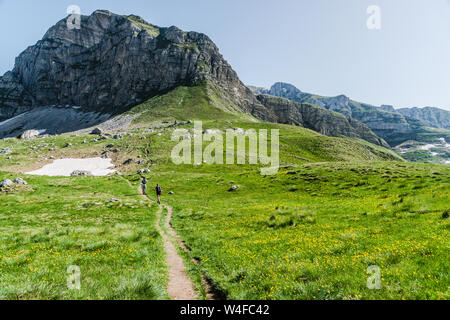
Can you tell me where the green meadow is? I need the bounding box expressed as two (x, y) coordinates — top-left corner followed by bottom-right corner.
(0, 174), (168, 299)
(0, 87), (448, 300)
(156, 161), (449, 300)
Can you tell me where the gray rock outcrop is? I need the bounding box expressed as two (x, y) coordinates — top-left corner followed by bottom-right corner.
(19, 129), (40, 139)
(0, 10), (261, 122)
(71, 170), (93, 176)
(0, 179), (13, 188)
(397, 107), (450, 130)
(256, 95), (389, 147)
(13, 178), (27, 185)
(253, 82), (450, 146)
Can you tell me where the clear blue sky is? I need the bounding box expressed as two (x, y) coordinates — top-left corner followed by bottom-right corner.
(1, 0), (449, 110)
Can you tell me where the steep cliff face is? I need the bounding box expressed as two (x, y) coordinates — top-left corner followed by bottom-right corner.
(256, 95), (389, 147)
(255, 82), (450, 146)
(0, 10), (395, 148)
(397, 107), (450, 130)
(0, 10), (260, 121)
(0, 72), (34, 120)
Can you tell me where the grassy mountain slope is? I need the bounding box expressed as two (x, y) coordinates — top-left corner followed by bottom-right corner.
(160, 161), (449, 300)
(125, 82), (256, 125)
(1, 88), (448, 300)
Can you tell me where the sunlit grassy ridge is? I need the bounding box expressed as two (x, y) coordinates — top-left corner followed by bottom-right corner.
(126, 83), (255, 126)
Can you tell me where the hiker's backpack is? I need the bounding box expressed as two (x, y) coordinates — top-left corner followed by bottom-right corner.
(156, 186), (162, 193)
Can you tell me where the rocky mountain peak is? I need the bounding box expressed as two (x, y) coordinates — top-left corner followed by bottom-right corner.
(380, 105), (396, 112)
(0, 10), (260, 122)
(269, 82), (303, 99)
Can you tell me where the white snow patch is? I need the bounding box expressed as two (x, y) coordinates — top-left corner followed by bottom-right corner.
(26, 158), (116, 177)
(417, 138), (450, 152)
(418, 144), (435, 151)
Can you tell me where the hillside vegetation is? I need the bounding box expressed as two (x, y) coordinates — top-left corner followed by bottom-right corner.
(0, 88), (448, 300)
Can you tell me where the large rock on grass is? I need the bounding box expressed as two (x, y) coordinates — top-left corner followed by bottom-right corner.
(0, 179), (13, 188)
(70, 170), (93, 176)
(13, 178), (27, 185)
(19, 130), (40, 139)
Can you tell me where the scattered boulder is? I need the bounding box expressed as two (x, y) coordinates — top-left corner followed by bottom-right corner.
(137, 168), (150, 174)
(229, 185), (240, 192)
(70, 170), (92, 176)
(13, 178), (27, 185)
(113, 134), (123, 140)
(443, 210), (449, 219)
(65, 143), (72, 148)
(123, 159), (136, 165)
(204, 129), (223, 135)
(0, 148), (11, 154)
(19, 130), (40, 139)
(110, 198), (120, 203)
(91, 128), (102, 135)
(101, 151), (112, 159)
(169, 191), (174, 195)
(0, 179), (13, 188)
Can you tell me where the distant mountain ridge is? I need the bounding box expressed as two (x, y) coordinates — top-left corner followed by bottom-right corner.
(255, 95), (389, 148)
(397, 107), (450, 130)
(250, 82), (450, 146)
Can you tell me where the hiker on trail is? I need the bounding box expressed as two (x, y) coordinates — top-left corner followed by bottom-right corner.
(156, 184), (162, 204)
(141, 177), (148, 195)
